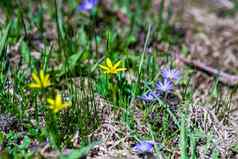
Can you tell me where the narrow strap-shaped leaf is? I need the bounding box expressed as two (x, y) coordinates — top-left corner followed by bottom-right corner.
(0, 21), (11, 58)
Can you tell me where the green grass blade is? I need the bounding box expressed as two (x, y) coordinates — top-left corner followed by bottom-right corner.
(138, 24), (152, 75)
(180, 114), (189, 159)
(20, 40), (32, 66)
(55, 0), (65, 40)
(0, 21), (11, 58)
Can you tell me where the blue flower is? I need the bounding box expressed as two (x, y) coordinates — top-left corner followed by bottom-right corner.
(138, 91), (159, 102)
(77, 0), (98, 12)
(133, 141), (154, 154)
(161, 68), (181, 81)
(156, 79), (173, 93)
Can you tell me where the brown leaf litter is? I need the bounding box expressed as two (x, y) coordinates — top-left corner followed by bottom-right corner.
(171, 0), (238, 158)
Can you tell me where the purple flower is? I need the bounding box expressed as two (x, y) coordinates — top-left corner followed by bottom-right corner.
(156, 79), (173, 93)
(161, 68), (181, 81)
(77, 0), (98, 12)
(133, 141), (154, 154)
(138, 91), (159, 102)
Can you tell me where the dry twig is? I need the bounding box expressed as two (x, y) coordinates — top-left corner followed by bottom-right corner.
(174, 53), (238, 86)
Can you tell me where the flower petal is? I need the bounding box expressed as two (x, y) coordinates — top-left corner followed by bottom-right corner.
(63, 101), (71, 108)
(106, 58), (113, 67)
(40, 70), (45, 83)
(55, 93), (62, 106)
(133, 141), (154, 153)
(28, 83), (41, 88)
(32, 72), (41, 85)
(43, 74), (50, 87)
(47, 98), (55, 105)
(53, 108), (59, 113)
(114, 60), (121, 68)
(115, 68), (127, 72)
(99, 64), (109, 70)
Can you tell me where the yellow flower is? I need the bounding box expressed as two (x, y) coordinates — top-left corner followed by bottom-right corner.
(47, 93), (71, 113)
(28, 70), (51, 89)
(99, 58), (127, 74)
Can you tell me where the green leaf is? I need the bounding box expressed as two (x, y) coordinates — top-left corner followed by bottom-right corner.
(211, 149), (219, 159)
(57, 52), (83, 77)
(231, 144), (238, 153)
(20, 41), (32, 65)
(0, 131), (5, 145)
(0, 21), (11, 58)
(18, 136), (31, 149)
(180, 114), (189, 159)
(77, 28), (88, 47)
(55, 0), (65, 40)
(60, 141), (100, 159)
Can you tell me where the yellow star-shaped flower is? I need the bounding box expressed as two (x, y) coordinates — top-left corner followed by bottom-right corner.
(47, 93), (71, 113)
(99, 58), (127, 74)
(28, 70), (51, 89)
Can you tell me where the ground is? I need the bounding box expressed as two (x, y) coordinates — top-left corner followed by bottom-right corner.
(0, 0), (238, 159)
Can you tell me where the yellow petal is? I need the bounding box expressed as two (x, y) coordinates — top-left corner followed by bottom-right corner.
(32, 72), (41, 85)
(99, 64), (109, 70)
(28, 83), (41, 88)
(40, 70), (45, 83)
(63, 101), (71, 108)
(43, 74), (50, 87)
(48, 105), (54, 109)
(53, 108), (59, 113)
(55, 93), (62, 106)
(114, 60), (121, 68)
(106, 58), (113, 68)
(115, 68), (127, 72)
(47, 98), (55, 105)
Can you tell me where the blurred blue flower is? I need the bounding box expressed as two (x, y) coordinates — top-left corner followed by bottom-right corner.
(161, 68), (181, 81)
(133, 141), (154, 154)
(156, 79), (173, 93)
(138, 91), (159, 102)
(77, 0), (98, 12)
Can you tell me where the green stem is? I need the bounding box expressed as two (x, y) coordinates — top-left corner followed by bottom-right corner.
(46, 111), (60, 149)
(111, 83), (117, 105)
(108, 75), (117, 105)
(34, 91), (39, 128)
